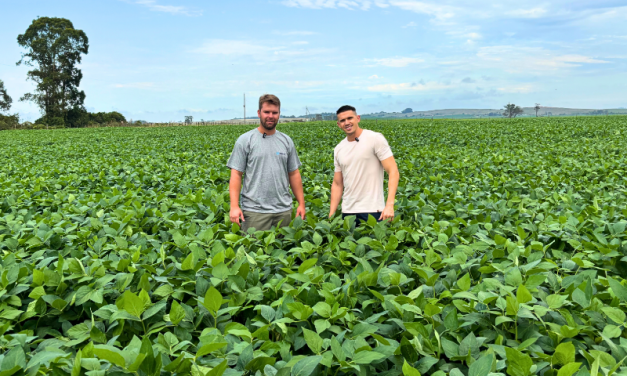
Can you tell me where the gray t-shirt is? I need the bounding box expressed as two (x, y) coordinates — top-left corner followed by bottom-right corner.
(227, 129), (301, 213)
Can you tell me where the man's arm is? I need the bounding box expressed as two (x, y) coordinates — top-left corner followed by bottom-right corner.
(379, 156), (399, 221)
(229, 169), (245, 224)
(329, 171), (344, 218)
(289, 169), (306, 219)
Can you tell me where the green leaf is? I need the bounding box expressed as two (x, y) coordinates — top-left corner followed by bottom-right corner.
(0, 346), (25, 371)
(516, 285), (532, 304)
(553, 342), (575, 366)
(444, 308), (459, 331)
(312, 302), (332, 318)
(505, 268), (522, 287)
(558, 363), (582, 376)
(457, 273), (471, 291)
(203, 286), (223, 314)
(608, 277), (627, 302)
(314, 319), (331, 334)
(169, 300), (186, 325)
(602, 306), (626, 324)
(303, 328), (323, 354)
(206, 359), (228, 376)
(118, 290), (146, 318)
(181, 253), (195, 270)
(291, 356), (321, 376)
(246, 357), (276, 372)
(298, 258), (318, 274)
(603, 325), (622, 338)
(196, 342), (227, 358)
(352, 351), (386, 364)
(93, 345), (126, 368)
(505, 347), (532, 376)
(546, 294), (567, 309)
(71, 349), (82, 376)
(402, 360), (421, 376)
(469, 353), (494, 376)
(331, 337), (346, 362)
(400, 336), (418, 363)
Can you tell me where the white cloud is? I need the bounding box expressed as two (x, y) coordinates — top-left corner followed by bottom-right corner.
(369, 74), (381, 79)
(388, 1), (455, 22)
(365, 57), (424, 67)
(281, 0), (455, 21)
(402, 21), (417, 28)
(477, 46), (609, 72)
(368, 81), (450, 92)
(282, 0), (371, 10)
(506, 7), (547, 18)
(292, 41), (310, 45)
(192, 40), (284, 55)
(134, 0), (202, 16)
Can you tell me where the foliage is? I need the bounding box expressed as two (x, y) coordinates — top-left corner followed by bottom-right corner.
(87, 111), (127, 124)
(0, 113), (19, 130)
(402, 108), (413, 114)
(33, 110), (127, 128)
(0, 79), (12, 113)
(17, 17), (89, 127)
(503, 104), (523, 118)
(0, 117), (627, 376)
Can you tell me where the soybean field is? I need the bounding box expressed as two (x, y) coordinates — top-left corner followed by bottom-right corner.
(1, 117), (627, 376)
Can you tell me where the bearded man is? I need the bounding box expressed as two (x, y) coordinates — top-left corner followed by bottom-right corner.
(227, 94), (306, 232)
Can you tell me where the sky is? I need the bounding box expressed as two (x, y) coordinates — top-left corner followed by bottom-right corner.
(0, 0), (626, 122)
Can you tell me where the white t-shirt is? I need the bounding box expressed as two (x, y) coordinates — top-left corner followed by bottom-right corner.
(333, 129), (394, 213)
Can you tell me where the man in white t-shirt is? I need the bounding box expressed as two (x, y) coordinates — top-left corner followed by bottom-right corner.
(328, 105), (400, 223)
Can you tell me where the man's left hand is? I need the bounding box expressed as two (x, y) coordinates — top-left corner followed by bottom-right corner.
(379, 204), (394, 221)
(296, 204), (306, 219)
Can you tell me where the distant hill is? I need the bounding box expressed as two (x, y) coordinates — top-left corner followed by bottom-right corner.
(361, 107), (627, 119)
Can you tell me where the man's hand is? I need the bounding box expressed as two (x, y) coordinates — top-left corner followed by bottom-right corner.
(230, 207), (245, 225)
(328, 209), (336, 219)
(379, 204), (395, 221)
(296, 204), (306, 219)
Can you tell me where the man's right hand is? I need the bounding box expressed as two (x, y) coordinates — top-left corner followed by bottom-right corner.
(328, 210), (336, 219)
(230, 207), (245, 225)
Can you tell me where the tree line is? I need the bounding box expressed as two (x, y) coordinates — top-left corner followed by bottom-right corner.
(0, 17), (126, 130)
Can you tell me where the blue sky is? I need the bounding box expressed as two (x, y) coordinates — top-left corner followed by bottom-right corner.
(1, 0), (626, 121)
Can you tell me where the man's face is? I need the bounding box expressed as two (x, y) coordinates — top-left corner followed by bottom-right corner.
(258, 103), (280, 131)
(337, 110), (360, 136)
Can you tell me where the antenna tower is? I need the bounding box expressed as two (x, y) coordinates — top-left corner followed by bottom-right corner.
(243, 94), (246, 122)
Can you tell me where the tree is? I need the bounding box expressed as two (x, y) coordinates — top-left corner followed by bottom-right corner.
(17, 17), (89, 127)
(534, 103), (541, 117)
(503, 103), (523, 118)
(402, 108), (413, 114)
(0, 79), (12, 113)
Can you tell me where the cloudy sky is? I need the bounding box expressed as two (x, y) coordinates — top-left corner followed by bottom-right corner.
(1, 0), (625, 121)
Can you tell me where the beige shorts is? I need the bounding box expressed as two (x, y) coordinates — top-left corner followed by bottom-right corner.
(241, 210), (292, 233)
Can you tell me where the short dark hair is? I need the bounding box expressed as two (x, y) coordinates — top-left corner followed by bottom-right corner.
(259, 94), (281, 110)
(336, 105), (356, 115)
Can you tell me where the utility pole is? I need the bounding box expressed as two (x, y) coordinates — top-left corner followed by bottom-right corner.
(243, 94), (246, 122)
(305, 106), (310, 121)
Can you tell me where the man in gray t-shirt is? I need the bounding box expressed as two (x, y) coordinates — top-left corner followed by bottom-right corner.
(227, 94), (306, 232)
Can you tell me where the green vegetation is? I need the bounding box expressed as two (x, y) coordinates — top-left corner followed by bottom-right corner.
(17, 17), (89, 128)
(1, 117), (627, 376)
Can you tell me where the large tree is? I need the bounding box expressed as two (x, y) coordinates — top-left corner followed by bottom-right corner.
(503, 103), (523, 118)
(17, 17), (88, 127)
(0, 79), (11, 113)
